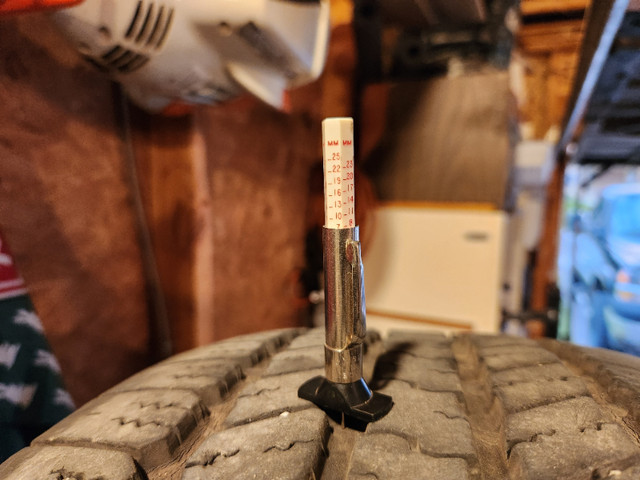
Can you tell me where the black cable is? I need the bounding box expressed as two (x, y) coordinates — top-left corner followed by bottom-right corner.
(112, 82), (173, 361)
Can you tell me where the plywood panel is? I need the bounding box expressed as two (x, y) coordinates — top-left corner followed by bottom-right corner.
(521, 0), (589, 16)
(368, 71), (514, 207)
(518, 20), (584, 54)
(0, 15), (150, 405)
(522, 55), (550, 138)
(548, 51), (581, 128)
(131, 112), (210, 353)
(196, 95), (322, 340)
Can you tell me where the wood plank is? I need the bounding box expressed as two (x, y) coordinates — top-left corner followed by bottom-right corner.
(131, 111), (207, 353)
(521, 0), (590, 16)
(522, 54), (551, 138)
(531, 161), (565, 311)
(0, 15), (150, 405)
(330, 0), (353, 25)
(518, 20), (585, 53)
(548, 50), (582, 127)
(195, 96), (321, 340)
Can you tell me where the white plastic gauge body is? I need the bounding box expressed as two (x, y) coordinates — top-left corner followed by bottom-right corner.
(322, 118), (355, 229)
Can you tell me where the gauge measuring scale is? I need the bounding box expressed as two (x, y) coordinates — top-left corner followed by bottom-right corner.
(322, 118), (356, 229)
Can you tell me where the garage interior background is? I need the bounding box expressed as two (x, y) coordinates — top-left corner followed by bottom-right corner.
(0, 0), (592, 406)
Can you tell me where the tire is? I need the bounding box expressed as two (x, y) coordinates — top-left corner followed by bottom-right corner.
(1, 328), (640, 479)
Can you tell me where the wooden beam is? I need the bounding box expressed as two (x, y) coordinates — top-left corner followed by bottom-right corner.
(330, 0), (353, 25)
(531, 161), (565, 311)
(548, 51), (581, 127)
(132, 111), (207, 354)
(521, 0), (590, 17)
(518, 20), (584, 53)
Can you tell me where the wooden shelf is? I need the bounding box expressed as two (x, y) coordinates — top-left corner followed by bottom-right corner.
(521, 0), (590, 17)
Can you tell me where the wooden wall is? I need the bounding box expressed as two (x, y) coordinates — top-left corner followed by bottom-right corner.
(132, 92), (325, 352)
(0, 15), (150, 405)
(0, 3), (358, 405)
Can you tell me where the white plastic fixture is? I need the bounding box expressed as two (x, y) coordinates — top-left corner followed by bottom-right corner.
(52, 0), (330, 111)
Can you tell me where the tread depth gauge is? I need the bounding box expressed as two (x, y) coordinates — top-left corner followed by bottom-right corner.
(298, 117), (393, 425)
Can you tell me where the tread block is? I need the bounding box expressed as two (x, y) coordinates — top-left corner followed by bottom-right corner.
(0, 445), (144, 480)
(374, 354), (462, 395)
(368, 381), (476, 461)
(387, 330), (451, 346)
(384, 341), (455, 360)
(33, 390), (208, 470)
(165, 328), (303, 367)
(162, 341), (270, 369)
(218, 328), (304, 352)
(508, 424), (640, 480)
(225, 368), (323, 426)
(385, 331), (453, 358)
(539, 340), (640, 431)
(602, 364), (640, 392)
(598, 364), (640, 429)
(478, 346), (559, 371)
(489, 362), (573, 387)
(505, 397), (609, 449)
(348, 433), (471, 480)
(287, 328), (325, 350)
(470, 335), (537, 349)
(109, 359), (243, 406)
(264, 344), (324, 376)
(573, 346), (640, 372)
(494, 376), (589, 414)
(385, 330), (452, 350)
(183, 409), (329, 480)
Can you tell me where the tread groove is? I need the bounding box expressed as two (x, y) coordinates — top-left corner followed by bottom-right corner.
(319, 335), (386, 480)
(452, 335), (507, 480)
